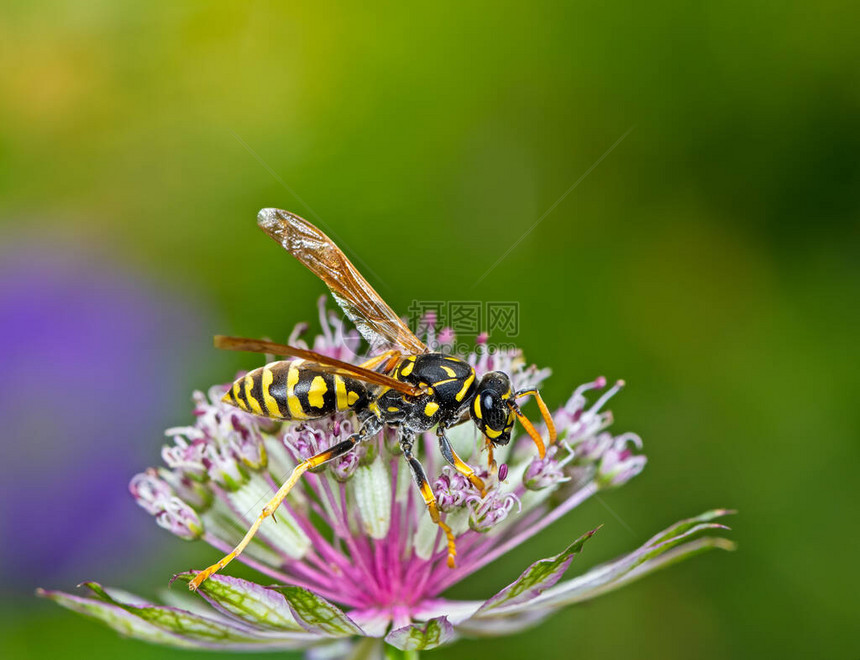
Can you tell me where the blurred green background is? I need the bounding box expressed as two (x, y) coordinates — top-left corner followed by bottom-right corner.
(1, 1), (857, 658)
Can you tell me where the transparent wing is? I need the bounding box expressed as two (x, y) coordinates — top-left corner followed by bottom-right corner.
(257, 208), (428, 355)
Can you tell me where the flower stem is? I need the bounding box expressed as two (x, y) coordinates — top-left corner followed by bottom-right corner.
(344, 639), (420, 660)
(385, 647), (419, 660)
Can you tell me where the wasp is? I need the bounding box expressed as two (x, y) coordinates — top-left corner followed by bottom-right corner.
(189, 208), (556, 591)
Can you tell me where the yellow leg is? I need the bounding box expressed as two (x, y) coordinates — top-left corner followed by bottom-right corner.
(426, 500), (457, 569)
(485, 438), (496, 473)
(438, 430), (486, 496)
(403, 449), (458, 568)
(188, 436), (359, 591)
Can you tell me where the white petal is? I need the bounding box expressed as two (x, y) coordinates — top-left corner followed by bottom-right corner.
(351, 459), (392, 540)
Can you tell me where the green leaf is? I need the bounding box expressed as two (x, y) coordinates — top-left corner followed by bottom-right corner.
(486, 510), (735, 614)
(535, 533), (736, 610)
(172, 573), (302, 631)
(385, 616), (455, 651)
(644, 509), (735, 547)
(275, 585), (364, 637)
(451, 511), (734, 640)
(37, 588), (198, 648)
(39, 584), (323, 651)
(78, 582), (271, 644)
(608, 536), (736, 587)
(478, 527), (599, 612)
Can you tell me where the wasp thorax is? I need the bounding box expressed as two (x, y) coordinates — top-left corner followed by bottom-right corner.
(471, 371), (516, 445)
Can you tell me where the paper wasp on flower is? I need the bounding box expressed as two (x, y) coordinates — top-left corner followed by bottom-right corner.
(188, 208), (557, 591)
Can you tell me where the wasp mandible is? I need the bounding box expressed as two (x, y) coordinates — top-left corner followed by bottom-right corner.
(188, 209), (556, 591)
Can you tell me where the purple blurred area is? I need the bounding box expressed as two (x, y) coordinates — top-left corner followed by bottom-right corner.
(0, 239), (210, 592)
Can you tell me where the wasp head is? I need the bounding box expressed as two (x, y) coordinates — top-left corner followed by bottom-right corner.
(471, 371), (515, 446)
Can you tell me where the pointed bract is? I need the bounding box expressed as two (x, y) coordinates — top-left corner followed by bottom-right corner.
(478, 527), (599, 612)
(172, 574), (303, 631)
(385, 616), (456, 651)
(276, 586), (365, 638)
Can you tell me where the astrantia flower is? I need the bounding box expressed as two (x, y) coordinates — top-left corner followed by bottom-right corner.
(39, 302), (734, 656)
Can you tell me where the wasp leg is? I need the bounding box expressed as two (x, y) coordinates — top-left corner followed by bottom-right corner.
(188, 433), (362, 591)
(485, 437), (496, 473)
(437, 428), (486, 496)
(516, 388), (557, 445)
(358, 349), (401, 374)
(401, 434), (458, 569)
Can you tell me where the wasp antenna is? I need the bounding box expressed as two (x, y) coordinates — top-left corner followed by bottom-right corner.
(509, 400), (546, 459)
(515, 389), (557, 445)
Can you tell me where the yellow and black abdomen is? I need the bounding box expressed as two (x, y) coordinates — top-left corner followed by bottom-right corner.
(223, 359), (368, 421)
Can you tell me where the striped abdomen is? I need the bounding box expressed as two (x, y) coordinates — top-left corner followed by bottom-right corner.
(222, 359), (369, 421)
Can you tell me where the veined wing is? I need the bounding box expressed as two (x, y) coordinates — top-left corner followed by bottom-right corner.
(256, 208), (428, 355)
(214, 335), (421, 396)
